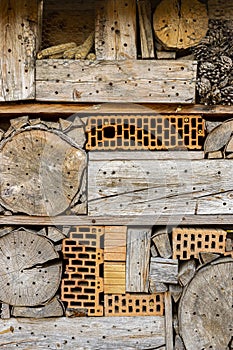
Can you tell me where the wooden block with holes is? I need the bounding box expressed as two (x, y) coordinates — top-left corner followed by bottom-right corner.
(104, 262), (126, 294)
(104, 226), (127, 261)
(104, 293), (164, 317)
(172, 228), (227, 260)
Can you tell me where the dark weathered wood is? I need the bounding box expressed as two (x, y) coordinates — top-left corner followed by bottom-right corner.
(126, 227), (151, 292)
(95, 0), (137, 60)
(178, 259), (196, 286)
(0, 126), (87, 216)
(150, 258), (178, 284)
(0, 316), (166, 349)
(36, 59), (197, 103)
(0, 228), (62, 306)
(164, 291), (173, 350)
(153, 0), (208, 50)
(88, 152), (233, 217)
(152, 228), (172, 258)
(208, 0), (233, 20)
(0, 0), (41, 101)
(138, 0), (155, 58)
(12, 297), (64, 318)
(179, 258), (233, 350)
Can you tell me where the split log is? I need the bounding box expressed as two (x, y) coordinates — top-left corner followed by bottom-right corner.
(149, 279), (168, 293)
(12, 297), (64, 318)
(152, 228), (172, 258)
(225, 135), (233, 153)
(179, 258), (232, 350)
(175, 335), (185, 350)
(0, 228), (62, 306)
(0, 125), (86, 216)
(153, 0), (208, 50)
(207, 150), (223, 159)
(204, 119), (233, 154)
(137, 0), (155, 58)
(150, 258), (178, 284)
(169, 284), (183, 303)
(10, 116), (29, 130)
(150, 244), (158, 257)
(178, 259), (196, 286)
(126, 227), (151, 292)
(38, 227), (65, 243)
(198, 252), (220, 265)
(37, 42), (77, 59)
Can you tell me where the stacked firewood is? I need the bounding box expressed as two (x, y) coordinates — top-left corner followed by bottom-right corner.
(204, 119), (233, 158)
(193, 20), (233, 105)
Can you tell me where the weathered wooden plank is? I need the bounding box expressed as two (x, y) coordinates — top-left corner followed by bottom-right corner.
(126, 227), (151, 292)
(152, 228), (172, 258)
(104, 262), (126, 294)
(150, 258), (178, 284)
(164, 291), (174, 350)
(1, 102), (233, 116)
(36, 59), (197, 103)
(0, 214), (233, 227)
(138, 0), (155, 58)
(0, 316), (166, 349)
(104, 226), (127, 262)
(88, 154), (233, 216)
(95, 0), (137, 60)
(0, 0), (41, 101)
(12, 297), (64, 318)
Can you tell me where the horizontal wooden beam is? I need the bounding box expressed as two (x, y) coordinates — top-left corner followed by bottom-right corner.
(0, 214), (233, 226)
(0, 102), (232, 116)
(0, 316), (165, 349)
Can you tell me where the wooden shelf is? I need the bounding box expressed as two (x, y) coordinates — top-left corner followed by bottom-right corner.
(0, 214), (233, 226)
(0, 102), (232, 116)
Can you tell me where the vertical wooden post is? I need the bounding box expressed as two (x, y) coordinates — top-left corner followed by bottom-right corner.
(0, 0), (42, 101)
(95, 0), (137, 60)
(165, 291), (174, 350)
(137, 0), (155, 58)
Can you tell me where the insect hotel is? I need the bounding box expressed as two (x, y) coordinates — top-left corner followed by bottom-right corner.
(0, 0), (232, 349)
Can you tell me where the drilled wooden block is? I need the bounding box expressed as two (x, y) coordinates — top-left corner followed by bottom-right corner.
(62, 242), (104, 316)
(104, 262), (126, 294)
(67, 226), (104, 248)
(173, 228), (226, 260)
(86, 115), (205, 151)
(104, 226), (127, 261)
(104, 293), (164, 317)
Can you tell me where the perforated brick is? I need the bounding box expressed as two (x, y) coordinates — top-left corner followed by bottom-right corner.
(104, 293), (164, 317)
(86, 115), (205, 150)
(67, 226), (104, 248)
(62, 241), (104, 316)
(172, 228), (226, 260)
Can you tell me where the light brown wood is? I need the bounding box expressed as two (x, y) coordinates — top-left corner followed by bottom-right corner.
(164, 291), (173, 350)
(153, 0), (208, 50)
(36, 59), (197, 104)
(198, 252), (220, 265)
(104, 262), (126, 294)
(37, 42), (77, 59)
(0, 0), (41, 101)
(0, 316), (166, 349)
(150, 258), (178, 284)
(12, 297), (64, 318)
(179, 258), (232, 350)
(126, 227), (151, 293)
(0, 127), (86, 216)
(88, 153), (233, 217)
(104, 226), (127, 262)
(95, 0), (136, 60)
(0, 228), (62, 306)
(1, 102), (233, 116)
(138, 0), (155, 58)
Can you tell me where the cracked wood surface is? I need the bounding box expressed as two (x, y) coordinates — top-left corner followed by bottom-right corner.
(36, 59), (197, 103)
(0, 316), (165, 349)
(88, 152), (233, 217)
(0, 229), (62, 306)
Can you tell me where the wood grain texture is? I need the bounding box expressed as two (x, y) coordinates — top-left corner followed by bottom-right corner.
(208, 0), (233, 20)
(88, 152), (233, 217)
(179, 258), (233, 350)
(0, 229), (61, 306)
(126, 227), (151, 292)
(138, 0), (155, 58)
(0, 316), (166, 349)
(150, 258), (178, 284)
(0, 0), (41, 101)
(0, 128), (86, 216)
(153, 0), (208, 50)
(164, 292), (173, 350)
(36, 59), (197, 103)
(12, 297), (64, 318)
(95, 0), (136, 60)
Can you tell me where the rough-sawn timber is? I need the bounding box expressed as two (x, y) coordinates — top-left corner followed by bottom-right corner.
(88, 152), (233, 217)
